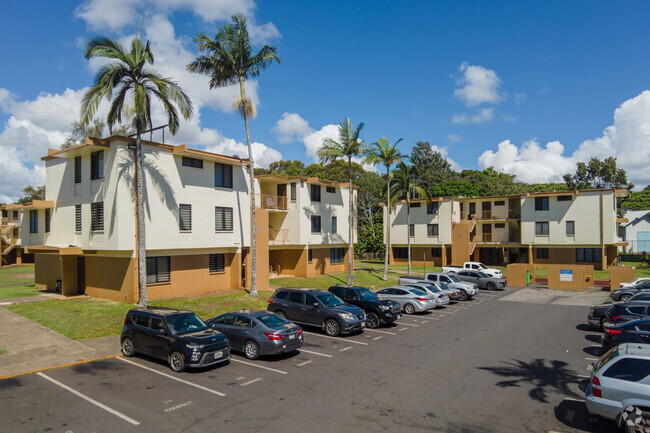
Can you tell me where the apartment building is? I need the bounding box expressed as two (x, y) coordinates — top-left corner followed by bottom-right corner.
(20, 136), (356, 302)
(1, 205), (23, 266)
(386, 189), (628, 270)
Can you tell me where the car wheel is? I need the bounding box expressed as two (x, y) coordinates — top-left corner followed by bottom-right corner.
(243, 340), (260, 360)
(620, 294), (632, 302)
(366, 312), (380, 329)
(275, 310), (287, 319)
(487, 282), (497, 291)
(459, 291), (469, 301)
(403, 303), (416, 315)
(121, 338), (135, 357)
(600, 317), (606, 331)
(324, 319), (340, 336)
(169, 351), (185, 372)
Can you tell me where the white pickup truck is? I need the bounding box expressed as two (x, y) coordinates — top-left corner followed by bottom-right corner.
(442, 262), (503, 278)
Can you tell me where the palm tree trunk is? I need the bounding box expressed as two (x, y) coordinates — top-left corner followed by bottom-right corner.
(347, 157), (354, 285)
(407, 196), (411, 275)
(383, 167), (390, 281)
(135, 130), (148, 307)
(239, 77), (257, 297)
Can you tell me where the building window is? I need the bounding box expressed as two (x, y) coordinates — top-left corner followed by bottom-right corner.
(535, 221), (549, 236)
(535, 197), (549, 211)
(431, 247), (442, 258)
(495, 223), (505, 229)
(13, 227), (19, 237)
(409, 202), (421, 208)
(409, 224), (415, 237)
(311, 184), (321, 202)
(308, 248), (313, 263)
(45, 209), (51, 233)
(311, 215), (321, 233)
(75, 205), (82, 232)
(566, 220), (575, 236)
(326, 186), (335, 193)
(577, 248), (601, 262)
(30, 210), (38, 233)
(146, 256), (171, 284)
(427, 224), (439, 237)
(209, 253), (225, 273)
(91, 202), (104, 231)
(214, 163), (233, 188)
(182, 156), (203, 169)
(427, 202), (439, 214)
(393, 247), (408, 259)
(179, 204), (192, 231)
(90, 151), (104, 180)
(290, 183), (297, 201)
(12, 211), (19, 221)
(74, 156), (82, 184)
(536, 248), (549, 259)
(330, 247), (345, 264)
(494, 200), (505, 206)
(557, 195), (572, 202)
(215, 207), (233, 232)
(331, 216), (337, 234)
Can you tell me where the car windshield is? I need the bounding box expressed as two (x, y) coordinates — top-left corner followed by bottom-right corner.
(477, 272), (489, 278)
(315, 293), (345, 307)
(593, 346), (620, 373)
(166, 313), (208, 336)
(357, 289), (378, 300)
(258, 313), (289, 327)
(425, 285), (441, 293)
(447, 275), (459, 282)
(439, 282), (450, 291)
(409, 288), (427, 296)
(477, 264), (487, 269)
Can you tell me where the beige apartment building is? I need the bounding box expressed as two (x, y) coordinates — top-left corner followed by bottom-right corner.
(386, 189), (628, 270)
(19, 136), (356, 303)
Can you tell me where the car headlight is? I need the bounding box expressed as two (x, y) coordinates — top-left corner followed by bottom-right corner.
(339, 313), (355, 320)
(379, 305), (390, 311)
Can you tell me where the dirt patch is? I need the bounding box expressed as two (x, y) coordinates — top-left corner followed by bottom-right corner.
(2, 274), (34, 280)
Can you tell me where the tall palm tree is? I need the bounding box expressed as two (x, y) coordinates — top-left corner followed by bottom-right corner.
(389, 161), (430, 275)
(81, 36), (193, 307)
(318, 118), (366, 285)
(365, 137), (402, 281)
(187, 14), (280, 297)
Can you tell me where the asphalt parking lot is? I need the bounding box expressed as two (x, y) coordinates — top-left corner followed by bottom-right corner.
(0, 287), (620, 433)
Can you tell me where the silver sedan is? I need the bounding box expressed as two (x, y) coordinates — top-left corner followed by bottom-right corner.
(375, 286), (437, 314)
(403, 283), (451, 307)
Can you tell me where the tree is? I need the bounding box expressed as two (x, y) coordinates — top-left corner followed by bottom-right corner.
(268, 160), (305, 176)
(410, 141), (453, 192)
(62, 119), (105, 149)
(82, 36), (193, 307)
(389, 161), (430, 275)
(365, 137), (402, 280)
(18, 185), (45, 204)
(563, 157), (634, 190)
(355, 172), (385, 258)
(621, 185), (650, 210)
(188, 14), (279, 297)
(318, 118), (366, 285)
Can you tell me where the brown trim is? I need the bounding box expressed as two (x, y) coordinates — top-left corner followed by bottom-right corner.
(617, 217), (629, 223)
(172, 144), (248, 165)
(6, 200), (54, 210)
(256, 174), (358, 189)
(24, 245), (83, 255)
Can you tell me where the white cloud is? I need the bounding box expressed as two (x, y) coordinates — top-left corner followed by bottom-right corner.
(453, 62), (503, 107)
(514, 92), (526, 105)
(302, 124), (339, 161)
(447, 133), (462, 143)
(272, 112), (314, 143)
(430, 144), (462, 171)
(204, 137), (281, 168)
(452, 107), (494, 124)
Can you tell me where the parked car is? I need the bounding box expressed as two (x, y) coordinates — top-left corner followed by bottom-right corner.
(121, 307), (230, 372)
(423, 273), (479, 301)
(618, 278), (650, 289)
(267, 288), (366, 337)
(588, 303), (615, 330)
(327, 285), (401, 328)
(585, 343), (650, 421)
(603, 302), (650, 327)
(403, 283), (450, 307)
(453, 270), (506, 291)
(601, 319), (650, 351)
(629, 293), (650, 302)
(206, 310), (302, 360)
(397, 276), (463, 301)
(442, 262), (503, 278)
(375, 286), (437, 314)
(610, 281), (650, 302)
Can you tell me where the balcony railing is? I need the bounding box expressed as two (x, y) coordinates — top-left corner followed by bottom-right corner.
(259, 194), (288, 211)
(477, 233), (521, 244)
(269, 228), (289, 244)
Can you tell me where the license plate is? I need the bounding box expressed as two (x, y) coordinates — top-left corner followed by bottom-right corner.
(396, 314), (401, 319)
(214, 351), (223, 360)
(288, 334), (295, 340)
(360, 322), (365, 327)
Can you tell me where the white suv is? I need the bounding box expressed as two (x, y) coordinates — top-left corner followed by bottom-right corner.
(585, 343), (650, 421)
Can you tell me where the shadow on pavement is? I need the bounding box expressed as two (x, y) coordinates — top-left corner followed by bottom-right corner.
(554, 398), (618, 432)
(583, 346), (604, 357)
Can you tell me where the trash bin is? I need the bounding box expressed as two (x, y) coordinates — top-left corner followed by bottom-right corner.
(525, 271), (531, 286)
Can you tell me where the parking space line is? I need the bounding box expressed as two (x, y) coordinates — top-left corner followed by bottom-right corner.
(118, 358), (226, 395)
(577, 374), (590, 378)
(230, 359), (288, 375)
(589, 344), (601, 347)
(339, 347), (351, 352)
(372, 336), (382, 340)
(299, 349), (333, 358)
(302, 332), (369, 345)
(398, 327), (408, 332)
(585, 357), (598, 361)
(397, 322), (420, 326)
(364, 329), (397, 335)
(37, 372), (140, 425)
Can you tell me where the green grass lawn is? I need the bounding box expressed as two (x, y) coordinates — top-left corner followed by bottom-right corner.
(271, 268), (402, 290)
(0, 283), (42, 300)
(150, 290), (274, 319)
(0, 264), (34, 274)
(0, 264), (35, 287)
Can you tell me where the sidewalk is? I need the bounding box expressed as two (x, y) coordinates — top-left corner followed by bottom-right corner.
(0, 307), (121, 378)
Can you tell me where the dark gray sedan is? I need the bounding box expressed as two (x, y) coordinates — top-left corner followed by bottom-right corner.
(206, 310), (303, 360)
(454, 270), (506, 291)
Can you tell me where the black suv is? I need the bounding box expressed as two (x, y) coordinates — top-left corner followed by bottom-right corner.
(121, 307), (230, 372)
(328, 285), (401, 328)
(603, 302), (650, 326)
(267, 288), (366, 336)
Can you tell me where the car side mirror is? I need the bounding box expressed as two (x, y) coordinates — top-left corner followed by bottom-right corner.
(158, 329), (168, 336)
(313, 302), (320, 308)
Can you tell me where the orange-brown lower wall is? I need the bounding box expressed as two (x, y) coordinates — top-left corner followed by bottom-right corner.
(34, 253), (61, 291)
(532, 248), (605, 270)
(306, 247), (348, 277)
(391, 247), (444, 267)
(270, 249), (303, 276)
(85, 256), (136, 303)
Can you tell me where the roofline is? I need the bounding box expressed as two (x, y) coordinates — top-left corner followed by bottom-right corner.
(256, 174), (358, 189)
(6, 200), (54, 210)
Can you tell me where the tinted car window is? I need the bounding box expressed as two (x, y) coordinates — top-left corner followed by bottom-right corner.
(213, 313), (235, 325)
(603, 358), (650, 382)
(288, 292), (304, 304)
(150, 317), (165, 331)
(394, 289), (408, 295)
(166, 313), (208, 336)
(425, 285), (441, 293)
(637, 324), (650, 332)
(315, 293), (345, 307)
(329, 287), (343, 297)
(258, 314), (289, 327)
(408, 288), (427, 296)
(357, 289), (377, 300)
(275, 291), (288, 300)
(305, 294), (319, 305)
(133, 315), (149, 327)
(440, 276), (451, 283)
(234, 315), (253, 328)
(344, 289), (359, 300)
(628, 306), (646, 315)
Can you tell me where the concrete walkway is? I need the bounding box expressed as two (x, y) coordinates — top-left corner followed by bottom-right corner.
(0, 307), (121, 378)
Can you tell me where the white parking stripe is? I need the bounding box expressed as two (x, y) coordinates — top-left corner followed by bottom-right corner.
(37, 372), (140, 425)
(585, 357), (599, 361)
(364, 329), (397, 335)
(339, 347), (351, 352)
(118, 358), (226, 395)
(397, 322), (420, 326)
(302, 332), (369, 345)
(590, 344), (601, 347)
(577, 374), (590, 378)
(372, 336), (382, 340)
(230, 359), (288, 375)
(298, 349), (333, 358)
(398, 327), (408, 332)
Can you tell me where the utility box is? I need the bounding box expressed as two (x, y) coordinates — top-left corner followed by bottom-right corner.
(507, 263), (535, 288)
(609, 266), (636, 292)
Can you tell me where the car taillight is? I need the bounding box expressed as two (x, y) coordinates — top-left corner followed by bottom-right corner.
(264, 332), (284, 340)
(605, 329), (622, 335)
(268, 299), (273, 304)
(437, 294), (443, 299)
(592, 376), (602, 398)
(611, 316), (622, 322)
(416, 297), (428, 301)
(297, 328), (302, 335)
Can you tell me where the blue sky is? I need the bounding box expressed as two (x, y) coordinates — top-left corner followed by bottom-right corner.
(1, 1), (650, 202)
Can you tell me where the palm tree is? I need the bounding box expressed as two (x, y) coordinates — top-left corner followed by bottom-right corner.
(81, 36), (193, 307)
(365, 137), (402, 281)
(389, 161), (430, 275)
(318, 118), (366, 285)
(187, 14), (280, 297)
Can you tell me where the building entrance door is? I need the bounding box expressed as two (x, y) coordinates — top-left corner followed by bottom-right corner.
(77, 257), (86, 295)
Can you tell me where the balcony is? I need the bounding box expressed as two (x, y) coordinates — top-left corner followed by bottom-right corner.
(477, 233), (521, 244)
(475, 210), (519, 220)
(269, 228), (289, 245)
(259, 194), (288, 211)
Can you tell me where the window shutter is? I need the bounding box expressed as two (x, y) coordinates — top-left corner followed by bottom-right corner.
(30, 210), (38, 233)
(215, 207), (233, 231)
(209, 254), (225, 273)
(215, 163), (233, 188)
(91, 202), (104, 231)
(45, 208), (51, 233)
(75, 205), (82, 232)
(91, 151), (104, 180)
(224, 164), (233, 188)
(74, 156), (81, 184)
(179, 204), (192, 231)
